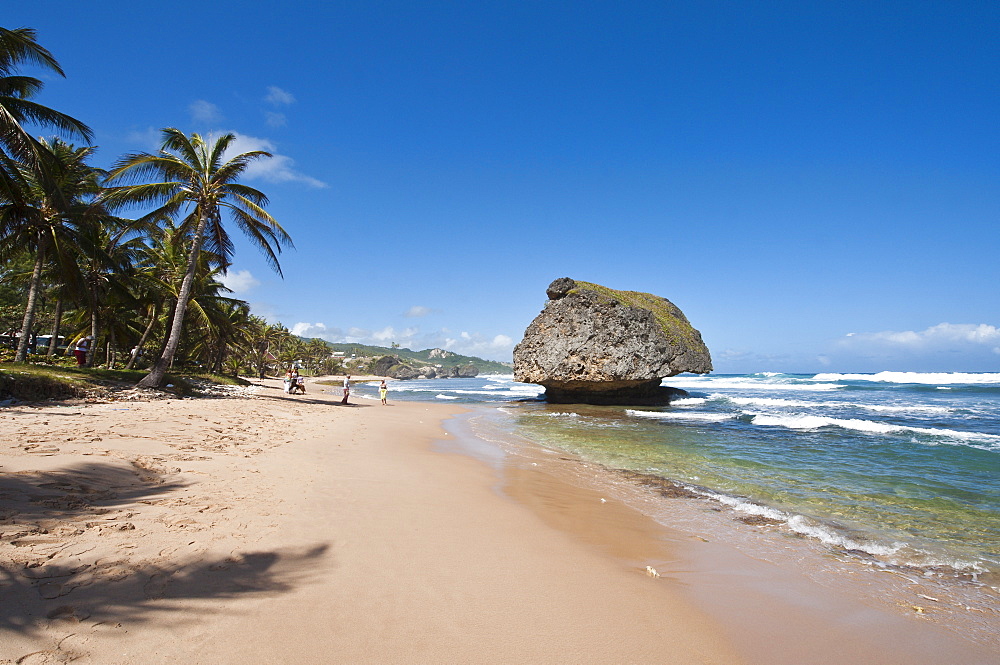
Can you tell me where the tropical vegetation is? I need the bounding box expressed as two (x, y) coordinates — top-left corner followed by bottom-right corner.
(0, 25), (505, 390)
(0, 26), (305, 386)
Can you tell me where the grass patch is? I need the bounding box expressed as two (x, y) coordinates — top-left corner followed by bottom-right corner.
(0, 363), (246, 402)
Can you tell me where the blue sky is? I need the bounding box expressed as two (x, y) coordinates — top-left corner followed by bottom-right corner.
(8, 2), (999, 372)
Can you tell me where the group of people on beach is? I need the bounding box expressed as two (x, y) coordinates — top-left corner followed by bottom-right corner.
(283, 368), (306, 394)
(283, 371), (389, 406)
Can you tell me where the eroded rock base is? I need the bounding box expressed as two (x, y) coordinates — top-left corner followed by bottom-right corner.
(542, 381), (689, 406)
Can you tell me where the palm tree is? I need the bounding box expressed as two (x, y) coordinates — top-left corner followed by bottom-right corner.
(104, 128), (293, 388)
(278, 336), (305, 369)
(0, 139), (104, 362)
(72, 214), (148, 366)
(304, 337), (331, 374)
(245, 317), (288, 378)
(0, 27), (91, 170)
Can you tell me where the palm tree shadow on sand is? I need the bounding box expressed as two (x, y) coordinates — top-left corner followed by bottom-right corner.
(0, 461), (188, 522)
(0, 543), (330, 637)
(1, 462), (330, 640)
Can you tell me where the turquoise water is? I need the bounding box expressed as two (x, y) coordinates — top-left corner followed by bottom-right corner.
(360, 372), (1000, 584)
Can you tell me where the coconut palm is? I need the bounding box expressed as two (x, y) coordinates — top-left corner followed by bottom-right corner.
(0, 27), (91, 170)
(170, 259), (244, 370)
(104, 128), (293, 388)
(195, 297), (252, 374)
(0, 139), (105, 362)
(245, 317), (288, 378)
(121, 216), (189, 369)
(72, 214), (149, 366)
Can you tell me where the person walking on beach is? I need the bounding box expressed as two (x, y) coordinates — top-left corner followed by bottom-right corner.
(73, 336), (91, 366)
(296, 373), (306, 394)
(284, 368), (294, 393)
(341, 374), (351, 405)
(379, 379), (388, 405)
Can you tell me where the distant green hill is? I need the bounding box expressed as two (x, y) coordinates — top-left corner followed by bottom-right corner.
(310, 341), (513, 375)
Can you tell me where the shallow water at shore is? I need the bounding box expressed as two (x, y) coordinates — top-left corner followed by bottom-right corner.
(362, 371), (1000, 645)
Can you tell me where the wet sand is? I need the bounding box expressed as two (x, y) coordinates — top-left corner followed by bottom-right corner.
(467, 417), (999, 664)
(1, 379), (995, 663)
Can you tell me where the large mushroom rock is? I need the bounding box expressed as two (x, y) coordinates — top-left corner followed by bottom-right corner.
(513, 278), (712, 405)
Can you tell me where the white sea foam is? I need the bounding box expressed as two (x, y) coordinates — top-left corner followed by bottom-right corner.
(693, 489), (908, 557)
(726, 396), (950, 415)
(687, 486), (913, 558)
(543, 412), (582, 418)
(728, 396), (817, 409)
(863, 403), (951, 415)
(745, 412), (876, 433)
(812, 371), (1000, 385)
(435, 394), (459, 400)
(626, 409), (734, 423)
(670, 397), (708, 407)
(786, 516), (904, 556)
(748, 412), (1000, 448)
(664, 377), (842, 391)
(701, 490), (786, 521)
(445, 387), (544, 397)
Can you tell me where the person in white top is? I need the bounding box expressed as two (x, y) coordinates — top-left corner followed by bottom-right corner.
(341, 375), (350, 404)
(73, 336), (92, 366)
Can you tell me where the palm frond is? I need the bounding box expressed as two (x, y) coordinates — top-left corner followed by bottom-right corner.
(0, 27), (66, 77)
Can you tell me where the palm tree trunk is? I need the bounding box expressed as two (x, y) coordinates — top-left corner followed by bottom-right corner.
(138, 214), (208, 389)
(87, 310), (98, 368)
(15, 232), (48, 363)
(107, 328), (117, 369)
(257, 341), (268, 379)
(47, 298), (63, 357)
(155, 299), (176, 360)
(212, 344), (225, 374)
(126, 302), (159, 370)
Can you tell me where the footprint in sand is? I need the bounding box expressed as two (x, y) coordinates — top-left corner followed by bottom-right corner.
(143, 572), (171, 599)
(47, 604), (91, 623)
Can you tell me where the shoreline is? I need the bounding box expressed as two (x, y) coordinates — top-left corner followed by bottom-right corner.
(1, 380), (996, 663)
(447, 406), (999, 663)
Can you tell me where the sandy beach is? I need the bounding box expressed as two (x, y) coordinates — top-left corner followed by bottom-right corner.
(1, 377), (995, 664)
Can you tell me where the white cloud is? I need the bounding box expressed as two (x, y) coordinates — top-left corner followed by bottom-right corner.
(265, 86), (295, 106)
(444, 332), (514, 358)
(828, 322), (1000, 371)
(219, 269), (260, 294)
(291, 322), (343, 340)
(404, 306), (433, 318)
(224, 132), (327, 188)
(836, 323), (1000, 353)
(264, 111), (287, 128)
(190, 99), (223, 124)
(369, 326), (419, 343)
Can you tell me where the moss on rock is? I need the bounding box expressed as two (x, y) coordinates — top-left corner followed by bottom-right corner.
(568, 280), (704, 351)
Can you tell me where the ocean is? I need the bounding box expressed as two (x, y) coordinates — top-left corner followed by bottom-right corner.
(353, 371), (1000, 634)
